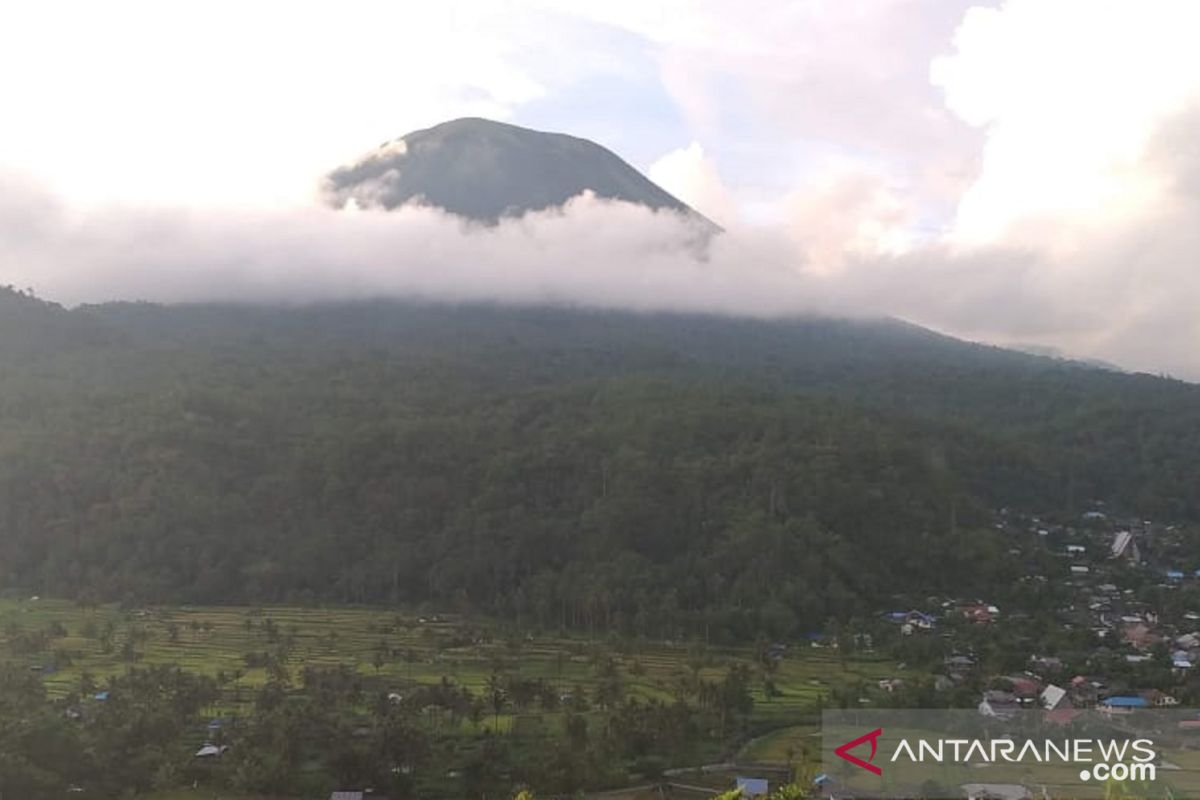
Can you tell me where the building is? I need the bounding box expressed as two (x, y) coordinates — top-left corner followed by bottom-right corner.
(979, 690), (1020, 719)
(736, 777), (770, 797)
(194, 744), (229, 758)
(1040, 684), (1068, 711)
(1100, 696), (1149, 714)
(1111, 530), (1140, 562)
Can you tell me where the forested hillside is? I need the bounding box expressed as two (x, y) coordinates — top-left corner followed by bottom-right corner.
(2, 287), (1199, 640)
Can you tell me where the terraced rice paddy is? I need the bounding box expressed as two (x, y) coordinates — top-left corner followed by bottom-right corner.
(0, 596), (904, 744)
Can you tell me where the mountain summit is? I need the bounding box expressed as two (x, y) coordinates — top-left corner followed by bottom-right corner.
(322, 117), (716, 227)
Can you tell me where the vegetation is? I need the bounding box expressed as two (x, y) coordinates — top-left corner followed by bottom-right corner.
(4, 287), (1200, 795)
(3, 289), (1200, 642)
(0, 598), (901, 798)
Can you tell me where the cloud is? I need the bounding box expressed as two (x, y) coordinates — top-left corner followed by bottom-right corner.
(0, 1), (552, 207)
(646, 142), (738, 226)
(3, 1), (1200, 379)
(932, 0), (1200, 245)
(5, 134), (1200, 380)
(0, 180), (811, 315)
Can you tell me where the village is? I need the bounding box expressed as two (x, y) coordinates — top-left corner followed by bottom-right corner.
(873, 506), (1200, 720)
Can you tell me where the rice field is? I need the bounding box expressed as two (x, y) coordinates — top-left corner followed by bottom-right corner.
(0, 596), (904, 741)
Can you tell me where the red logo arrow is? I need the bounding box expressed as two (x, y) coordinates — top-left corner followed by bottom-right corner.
(835, 727), (884, 775)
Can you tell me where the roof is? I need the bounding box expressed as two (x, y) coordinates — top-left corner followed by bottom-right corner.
(194, 744), (228, 758)
(1045, 708), (1082, 725)
(1102, 696), (1149, 707)
(330, 793), (366, 800)
(1041, 684), (1067, 709)
(736, 777), (769, 797)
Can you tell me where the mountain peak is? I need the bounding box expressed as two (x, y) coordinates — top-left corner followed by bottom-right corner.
(322, 118), (716, 227)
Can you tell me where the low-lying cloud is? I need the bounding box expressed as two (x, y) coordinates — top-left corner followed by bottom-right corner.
(4, 2), (1200, 378)
(3, 153), (1200, 381)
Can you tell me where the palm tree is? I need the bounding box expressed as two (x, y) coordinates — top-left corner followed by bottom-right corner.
(486, 672), (506, 732)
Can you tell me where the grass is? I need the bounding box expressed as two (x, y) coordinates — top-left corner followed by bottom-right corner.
(740, 724), (819, 763)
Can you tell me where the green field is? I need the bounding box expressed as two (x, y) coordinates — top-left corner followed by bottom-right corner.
(0, 596), (902, 740)
(741, 724), (820, 763)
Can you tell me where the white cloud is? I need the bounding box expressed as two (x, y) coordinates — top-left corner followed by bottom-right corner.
(0, 1), (548, 207)
(646, 142), (737, 226)
(932, 0), (1200, 244)
(3, 1), (1200, 377)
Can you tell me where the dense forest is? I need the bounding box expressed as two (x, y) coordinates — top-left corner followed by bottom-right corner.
(3, 286), (1200, 640)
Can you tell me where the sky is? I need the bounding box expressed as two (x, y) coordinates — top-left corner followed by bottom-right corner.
(2, 1), (1200, 377)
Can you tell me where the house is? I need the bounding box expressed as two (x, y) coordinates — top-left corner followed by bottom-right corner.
(1142, 689), (1180, 707)
(1005, 675), (1041, 699)
(1070, 565), (1090, 575)
(1066, 545), (1087, 555)
(962, 603), (995, 624)
(1100, 696), (1149, 714)
(1122, 622), (1157, 649)
(1111, 530), (1139, 561)
(1030, 655), (1064, 674)
(945, 655), (976, 674)
(1167, 570), (1186, 581)
(979, 690), (1020, 719)
(736, 777), (769, 797)
(1040, 684), (1068, 711)
(194, 744), (229, 758)
(887, 610), (935, 631)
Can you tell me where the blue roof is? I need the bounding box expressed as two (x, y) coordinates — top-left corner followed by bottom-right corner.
(736, 777), (769, 796)
(93, 691), (109, 701)
(1102, 696), (1149, 707)
(1168, 570), (1185, 578)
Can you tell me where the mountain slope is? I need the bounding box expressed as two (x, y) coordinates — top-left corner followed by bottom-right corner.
(322, 117), (717, 226)
(2, 299), (1199, 635)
